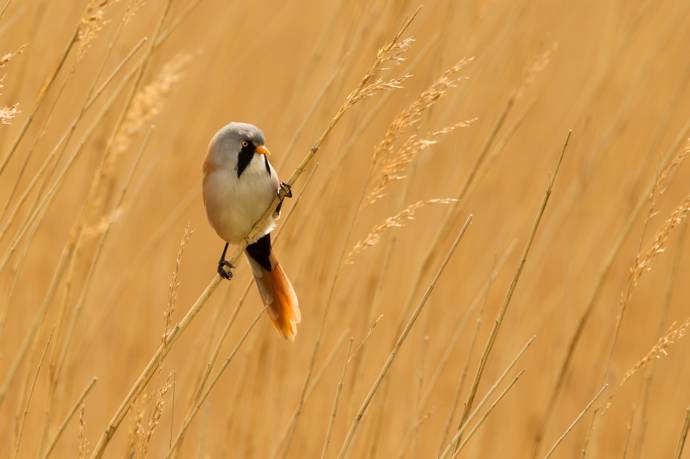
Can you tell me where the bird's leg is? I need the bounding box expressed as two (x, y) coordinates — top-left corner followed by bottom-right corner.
(275, 182), (293, 216)
(217, 242), (234, 280)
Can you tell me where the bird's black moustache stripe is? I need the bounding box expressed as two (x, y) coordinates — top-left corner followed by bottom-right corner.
(236, 143), (273, 178)
(235, 144), (254, 178)
(246, 233), (272, 271)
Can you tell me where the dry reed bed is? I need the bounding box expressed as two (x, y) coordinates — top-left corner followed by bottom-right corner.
(1, 0), (690, 458)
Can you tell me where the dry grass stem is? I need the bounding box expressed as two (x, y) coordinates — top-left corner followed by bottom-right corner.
(3, 2), (690, 457)
(440, 336), (536, 458)
(166, 309), (265, 458)
(453, 370), (526, 457)
(78, 404), (89, 459)
(321, 338), (354, 459)
(534, 125), (690, 456)
(676, 408), (690, 459)
(41, 378), (98, 459)
(346, 198), (458, 263)
(336, 214), (472, 459)
(542, 384), (608, 459)
(457, 131), (570, 440)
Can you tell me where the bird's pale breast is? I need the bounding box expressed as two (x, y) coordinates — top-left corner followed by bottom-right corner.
(203, 155), (278, 244)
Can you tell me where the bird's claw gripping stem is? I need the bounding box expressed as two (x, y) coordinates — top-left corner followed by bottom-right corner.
(280, 182), (292, 198)
(217, 242), (234, 280)
(275, 182), (292, 216)
(217, 260), (234, 280)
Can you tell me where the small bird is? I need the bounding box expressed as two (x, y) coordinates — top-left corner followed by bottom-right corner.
(202, 122), (300, 340)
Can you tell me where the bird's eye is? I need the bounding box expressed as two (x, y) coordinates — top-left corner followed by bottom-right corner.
(241, 140), (249, 148)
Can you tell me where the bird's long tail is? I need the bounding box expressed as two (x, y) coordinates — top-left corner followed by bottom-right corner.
(246, 234), (300, 340)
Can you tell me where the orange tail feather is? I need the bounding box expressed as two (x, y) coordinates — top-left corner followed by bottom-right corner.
(247, 253), (300, 340)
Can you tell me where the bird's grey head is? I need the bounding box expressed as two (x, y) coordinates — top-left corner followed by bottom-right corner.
(207, 122), (269, 172)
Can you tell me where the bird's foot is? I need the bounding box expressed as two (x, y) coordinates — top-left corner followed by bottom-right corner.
(217, 260), (234, 280)
(275, 182), (293, 217)
(280, 182), (292, 198)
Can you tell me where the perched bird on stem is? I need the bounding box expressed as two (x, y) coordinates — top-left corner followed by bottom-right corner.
(203, 122), (300, 340)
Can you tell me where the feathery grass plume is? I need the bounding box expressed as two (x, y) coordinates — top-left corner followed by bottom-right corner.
(164, 225), (194, 340)
(123, 0), (146, 24)
(77, 0), (120, 58)
(94, 52), (190, 217)
(649, 138), (690, 216)
(140, 373), (174, 457)
(343, 37), (414, 108)
(126, 395), (147, 457)
(366, 58), (474, 205)
(0, 101), (18, 125)
(515, 42), (559, 100)
(113, 53), (191, 156)
(0, 43), (24, 125)
(0, 45), (26, 68)
(618, 318), (690, 389)
(346, 198), (457, 263)
(629, 194), (690, 289)
(367, 119), (476, 204)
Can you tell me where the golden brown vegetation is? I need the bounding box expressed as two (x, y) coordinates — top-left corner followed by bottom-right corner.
(1, 1), (690, 458)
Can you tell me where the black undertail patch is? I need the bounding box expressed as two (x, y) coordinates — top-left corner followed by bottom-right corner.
(246, 233), (272, 271)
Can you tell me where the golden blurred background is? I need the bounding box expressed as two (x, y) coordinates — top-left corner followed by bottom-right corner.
(1, 0), (690, 457)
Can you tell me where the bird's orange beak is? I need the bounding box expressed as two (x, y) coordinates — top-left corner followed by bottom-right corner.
(255, 145), (271, 156)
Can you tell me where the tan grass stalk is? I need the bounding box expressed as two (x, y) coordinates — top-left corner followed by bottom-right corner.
(452, 370), (526, 457)
(12, 330), (53, 458)
(165, 309), (266, 458)
(0, 40), (145, 250)
(425, 241), (516, 401)
(542, 384), (608, 459)
(321, 338), (354, 459)
(439, 336), (536, 459)
(604, 193), (690, 375)
(0, 61), (148, 408)
(676, 408), (690, 459)
(51, 128), (152, 391)
(395, 95), (517, 341)
(633, 220), (688, 457)
(274, 15), (420, 456)
(41, 377), (98, 459)
(346, 198), (458, 263)
(90, 14), (417, 456)
(0, 2), (173, 407)
(622, 406), (635, 459)
(580, 408), (599, 458)
(0, 24), (78, 177)
(78, 404), (89, 459)
(532, 127), (690, 457)
(438, 313), (482, 456)
(169, 166), (320, 457)
(335, 215), (472, 459)
(454, 131), (571, 448)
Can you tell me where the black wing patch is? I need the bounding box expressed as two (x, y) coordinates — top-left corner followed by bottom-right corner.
(246, 233), (272, 271)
